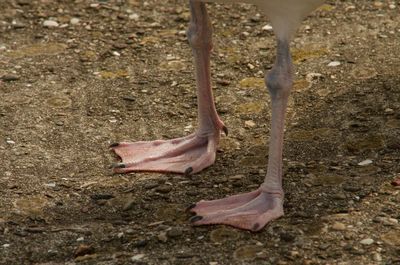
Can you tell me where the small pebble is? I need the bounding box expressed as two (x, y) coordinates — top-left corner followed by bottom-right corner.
(158, 232), (168, 242)
(373, 1), (383, 8)
(131, 254), (145, 261)
(229, 175), (245, 180)
(44, 183), (56, 188)
(12, 21), (25, 29)
(70, 18), (80, 25)
(306, 72), (323, 82)
(167, 227), (183, 238)
(247, 63), (255, 70)
(384, 108), (394, 114)
(328, 61), (341, 67)
(155, 185), (172, 194)
(216, 79), (230, 86)
(383, 218), (398, 226)
(129, 13), (139, 21)
(262, 24), (273, 31)
(132, 239), (147, 248)
(358, 159), (372, 166)
(245, 120), (256, 128)
(1, 74), (20, 82)
(360, 238), (374, 245)
(332, 222), (346, 231)
(332, 193), (346, 200)
(43, 20), (59, 27)
(113, 42), (128, 50)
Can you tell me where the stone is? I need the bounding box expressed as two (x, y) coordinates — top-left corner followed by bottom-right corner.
(383, 217), (398, 226)
(43, 20), (59, 27)
(167, 227), (183, 238)
(70, 18), (80, 25)
(131, 254), (145, 261)
(328, 61), (341, 67)
(245, 120), (256, 128)
(129, 13), (139, 21)
(357, 159), (373, 166)
(331, 222), (346, 231)
(262, 24), (273, 31)
(360, 238), (374, 245)
(155, 185), (172, 194)
(157, 232), (168, 242)
(132, 239), (148, 248)
(1, 74), (20, 82)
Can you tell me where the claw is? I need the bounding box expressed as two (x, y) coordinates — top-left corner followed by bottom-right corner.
(184, 167), (193, 176)
(186, 203), (197, 212)
(392, 178), (400, 186)
(109, 142), (120, 148)
(252, 223), (260, 232)
(189, 215), (203, 223)
(222, 125), (228, 136)
(112, 163), (126, 169)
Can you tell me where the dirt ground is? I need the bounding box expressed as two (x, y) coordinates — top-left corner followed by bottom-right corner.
(1, 0), (399, 264)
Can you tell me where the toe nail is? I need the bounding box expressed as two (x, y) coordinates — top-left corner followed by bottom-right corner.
(222, 125), (228, 136)
(184, 167), (193, 176)
(252, 223), (260, 231)
(186, 203), (196, 212)
(189, 215), (203, 223)
(109, 142), (119, 148)
(113, 163), (126, 169)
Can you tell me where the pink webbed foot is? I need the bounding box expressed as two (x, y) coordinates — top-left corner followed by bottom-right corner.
(189, 189), (284, 231)
(110, 127), (226, 174)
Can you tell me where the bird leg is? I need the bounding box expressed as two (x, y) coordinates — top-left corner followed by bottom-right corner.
(189, 39), (292, 231)
(111, 0), (225, 174)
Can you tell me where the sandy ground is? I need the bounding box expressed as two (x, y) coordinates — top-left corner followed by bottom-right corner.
(0, 0), (399, 264)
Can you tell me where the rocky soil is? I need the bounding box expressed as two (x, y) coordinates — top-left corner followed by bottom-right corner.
(0, 0), (399, 264)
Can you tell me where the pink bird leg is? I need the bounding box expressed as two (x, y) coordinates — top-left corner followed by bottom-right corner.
(111, 2), (227, 175)
(112, 0), (318, 231)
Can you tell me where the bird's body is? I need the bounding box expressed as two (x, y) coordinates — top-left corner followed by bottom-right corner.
(111, 0), (348, 231)
(204, 0), (324, 38)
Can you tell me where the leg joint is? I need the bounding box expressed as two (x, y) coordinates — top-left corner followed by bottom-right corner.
(187, 22), (212, 50)
(265, 66), (293, 99)
(187, 2), (212, 50)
